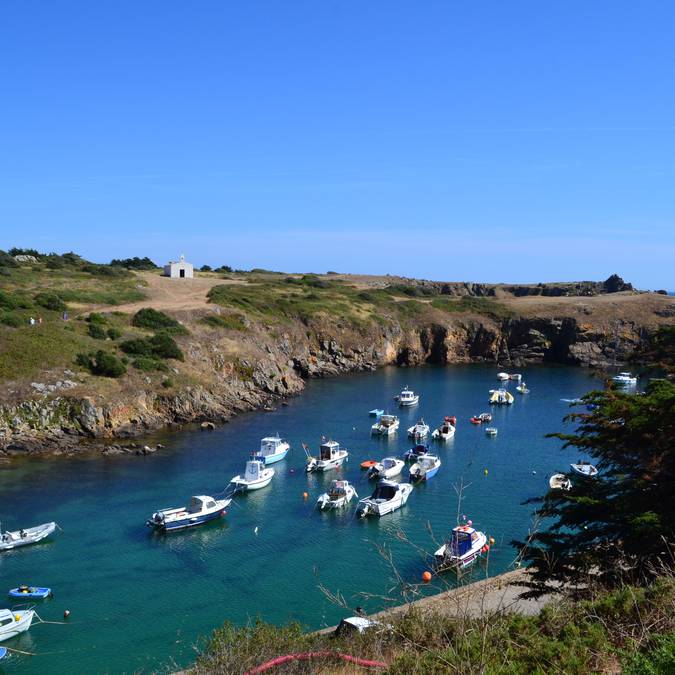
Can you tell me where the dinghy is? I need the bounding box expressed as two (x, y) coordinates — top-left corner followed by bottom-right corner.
(485, 427), (498, 436)
(371, 414), (399, 436)
(8, 586), (52, 599)
(317, 480), (358, 510)
(489, 389), (514, 405)
(367, 457), (404, 480)
(356, 480), (413, 517)
(435, 524), (488, 571)
(230, 460), (275, 492)
(407, 419), (430, 439)
(549, 474), (572, 491)
(570, 461), (598, 477)
(0, 608), (34, 642)
(0, 522), (56, 552)
(396, 387), (419, 406)
(254, 435), (290, 465)
(147, 495), (231, 532)
(409, 454), (441, 482)
(432, 416), (456, 440)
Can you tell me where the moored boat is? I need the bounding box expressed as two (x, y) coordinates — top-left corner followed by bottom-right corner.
(317, 480), (358, 510)
(570, 461), (598, 477)
(307, 440), (349, 472)
(254, 435), (290, 465)
(434, 525), (488, 570)
(367, 457), (404, 480)
(8, 586), (52, 600)
(432, 416), (456, 440)
(146, 495), (231, 532)
(0, 522), (56, 552)
(516, 382), (530, 394)
(509, 373), (522, 381)
(409, 454), (441, 482)
(489, 389), (514, 405)
(403, 443), (429, 462)
(371, 414), (400, 436)
(396, 387), (419, 406)
(356, 480), (413, 517)
(407, 419), (430, 439)
(369, 408), (384, 417)
(497, 372), (509, 381)
(230, 460), (275, 492)
(485, 427), (498, 436)
(612, 372), (637, 385)
(0, 608), (34, 642)
(549, 474), (572, 491)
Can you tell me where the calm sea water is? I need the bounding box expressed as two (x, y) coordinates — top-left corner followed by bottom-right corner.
(0, 365), (601, 673)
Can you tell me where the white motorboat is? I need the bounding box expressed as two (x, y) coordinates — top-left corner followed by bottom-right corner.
(0, 522), (56, 552)
(317, 480), (358, 510)
(371, 414), (400, 436)
(409, 454), (442, 482)
(230, 460), (275, 492)
(147, 495), (231, 532)
(367, 457), (404, 480)
(570, 461), (598, 477)
(516, 382), (530, 394)
(254, 435), (290, 465)
(497, 372), (510, 381)
(307, 440), (348, 472)
(509, 373), (522, 381)
(396, 387), (419, 406)
(0, 608), (34, 642)
(485, 427), (498, 436)
(432, 416), (456, 440)
(356, 480), (413, 517)
(434, 525), (488, 570)
(612, 372), (637, 385)
(407, 419), (430, 439)
(549, 473), (572, 491)
(489, 389), (514, 405)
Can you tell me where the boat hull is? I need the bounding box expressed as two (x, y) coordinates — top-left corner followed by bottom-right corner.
(8, 587), (51, 599)
(232, 475), (274, 491)
(255, 448), (288, 465)
(435, 532), (487, 571)
(161, 509), (226, 531)
(0, 522), (56, 551)
(315, 456), (347, 471)
(0, 610), (34, 642)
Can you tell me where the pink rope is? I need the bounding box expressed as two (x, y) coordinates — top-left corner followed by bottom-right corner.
(245, 651), (387, 673)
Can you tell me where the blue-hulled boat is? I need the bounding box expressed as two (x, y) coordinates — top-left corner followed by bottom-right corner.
(146, 495), (231, 532)
(409, 454), (441, 482)
(8, 586), (52, 599)
(254, 435), (290, 465)
(369, 408), (384, 417)
(0, 646), (7, 660)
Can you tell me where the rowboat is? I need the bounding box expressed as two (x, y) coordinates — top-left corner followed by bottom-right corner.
(8, 586), (52, 599)
(0, 522), (56, 552)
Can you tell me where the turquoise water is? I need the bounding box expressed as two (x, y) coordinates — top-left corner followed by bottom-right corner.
(0, 365), (600, 673)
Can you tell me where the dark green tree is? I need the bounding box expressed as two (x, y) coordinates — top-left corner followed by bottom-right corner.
(513, 380), (675, 597)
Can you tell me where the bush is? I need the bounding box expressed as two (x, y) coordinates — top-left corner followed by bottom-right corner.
(34, 292), (67, 312)
(81, 263), (126, 277)
(120, 338), (154, 356)
(0, 250), (19, 268)
(161, 377), (174, 389)
(0, 290), (18, 310)
(90, 350), (126, 377)
(0, 312), (22, 328)
(86, 312), (107, 325)
(109, 256), (157, 270)
(149, 333), (184, 360)
(201, 314), (247, 331)
(200, 264), (212, 272)
(131, 308), (188, 334)
(87, 323), (107, 340)
(132, 356), (168, 372)
(106, 327), (122, 340)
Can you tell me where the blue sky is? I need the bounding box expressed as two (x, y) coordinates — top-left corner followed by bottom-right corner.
(1, 1), (674, 288)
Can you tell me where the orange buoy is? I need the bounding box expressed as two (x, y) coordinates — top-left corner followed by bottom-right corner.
(303, 492), (309, 499)
(489, 537), (495, 546)
(422, 571), (432, 583)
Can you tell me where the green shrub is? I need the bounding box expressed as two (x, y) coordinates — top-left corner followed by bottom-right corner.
(0, 312), (22, 327)
(87, 323), (107, 340)
(81, 263), (127, 277)
(109, 256), (157, 270)
(86, 312), (107, 325)
(149, 333), (183, 360)
(201, 314), (247, 331)
(34, 291), (67, 312)
(0, 290), (18, 310)
(132, 308), (188, 334)
(120, 338), (154, 356)
(90, 350), (126, 377)
(623, 632), (675, 674)
(106, 327), (122, 340)
(0, 250), (19, 268)
(132, 356), (168, 372)
(161, 377), (174, 389)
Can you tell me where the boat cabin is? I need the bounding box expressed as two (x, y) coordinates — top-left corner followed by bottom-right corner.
(399, 389), (416, 403)
(449, 526), (480, 557)
(417, 455), (437, 470)
(328, 480), (349, 497)
(188, 496), (216, 513)
(320, 440), (342, 461)
(244, 460), (266, 481)
(380, 415), (397, 427)
(381, 458), (398, 471)
(371, 482), (399, 502)
(260, 436), (283, 455)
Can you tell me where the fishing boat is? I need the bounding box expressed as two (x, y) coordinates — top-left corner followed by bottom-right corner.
(8, 586), (52, 600)
(371, 414), (400, 436)
(409, 454), (442, 482)
(485, 427), (498, 436)
(496, 372), (510, 381)
(0, 522), (56, 552)
(516, 382), (530, 394)
(612, 372), (637, 385)
(407, 419), (430, 439)
(254, 435), (290, 465)
(230, 460), (275, 492)
(369, 408), (384, 417)
(367, 457), (404, 480)
(432, 416), (456, 440)
(317, 480), (358, 510)
(434, 524), (488, 570)
(356, 480), (413, 517)
(396, 387), (419, 406)
(0, 608), (34, 642)
(146, 495), (231, 532)
(306, 440), (348, 472)
(489, 389), (514, 405)
(570, 461), (598, 477)
(403, 443), (429, 462)
(549, 474), (572, 491)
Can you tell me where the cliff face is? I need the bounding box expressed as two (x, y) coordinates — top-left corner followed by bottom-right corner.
(0, 309), (656, 457)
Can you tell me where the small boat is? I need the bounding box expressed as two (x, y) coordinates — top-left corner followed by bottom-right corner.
(230, 460), (275, 492)
(435, 524), (488, 570)
(360, 459), (378, 470)
(497, 372), (510, 381)
(485, 427), (498, 436)
(570, 461), (598, 477)
(509, 373), (522, 381)
(146, 495), (231, 532)
(0, 522), (56, 552)
(307, 440), (348, 472)
(368, 457), (404, 480)
(612, 372), (637, 385)
(409, 454), (442, 482)
(317, 480), (358, 510)
(403, 443), (429, 462)
(8, 586), (52, 599)
(369, 408), (384, 417)
(479, 412), (492, 423)
(0, 646), (6, 660)
(254, 435), (290, 465)
(516, 382), (530, 394)
(371, 414), (400, 436)
(407, 419), (430, 439)
(356, 480), (413, 517)
(396, 387), (419, 406)
(549, 474), (572, 491)
(432, 416), (456, 440)
(0, 608), (34, 642)
(489, 389), (514, 405)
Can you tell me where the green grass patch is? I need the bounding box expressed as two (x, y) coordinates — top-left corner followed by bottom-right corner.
(431, 295), (513, 319)
(201, 314), (248, 331)
(132, 356), (169, 372)
(132, 308), (189, 334)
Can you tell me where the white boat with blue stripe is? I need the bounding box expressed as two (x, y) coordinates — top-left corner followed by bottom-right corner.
(230, 460), (275, 492)
(146, 495), (231, 532)
(255, 434), (290, 465)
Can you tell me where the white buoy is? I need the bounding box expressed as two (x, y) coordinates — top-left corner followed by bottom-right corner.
(254, 526), (259, 535)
